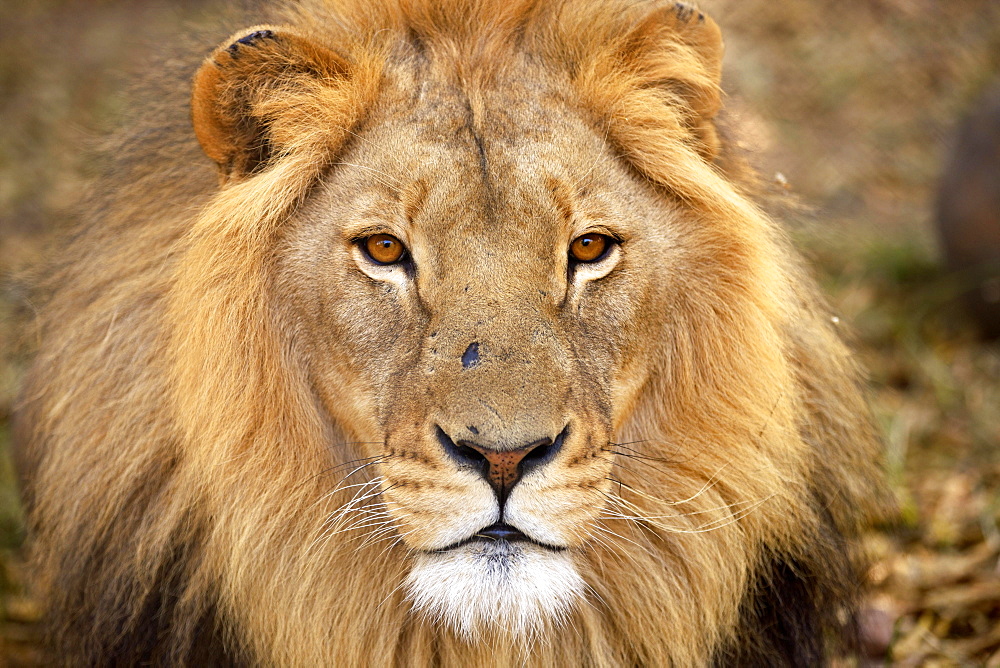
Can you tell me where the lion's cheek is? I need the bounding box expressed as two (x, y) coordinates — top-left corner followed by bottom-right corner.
(504, 467), (612, 547)
(381, 476), (498, 551)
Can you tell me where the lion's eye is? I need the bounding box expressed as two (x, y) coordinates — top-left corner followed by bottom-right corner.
(362, 234), (407, 265)
(569, 233), (612, 263)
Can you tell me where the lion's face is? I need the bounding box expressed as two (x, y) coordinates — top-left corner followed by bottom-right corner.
(273, 63), (677, 635)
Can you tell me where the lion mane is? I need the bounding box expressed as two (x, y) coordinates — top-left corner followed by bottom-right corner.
(14, 0), (888, 665)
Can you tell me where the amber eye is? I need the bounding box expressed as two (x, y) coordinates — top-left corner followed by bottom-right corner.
(362, 234), (407, 265)
(569, 233), (611, 263)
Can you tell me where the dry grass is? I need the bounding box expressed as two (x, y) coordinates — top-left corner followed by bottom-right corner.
(1, 0), (998, 664)
(708, 1), (1000, 662)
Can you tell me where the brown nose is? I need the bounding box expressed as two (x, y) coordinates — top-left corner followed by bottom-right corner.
(437, 428), (565, 503)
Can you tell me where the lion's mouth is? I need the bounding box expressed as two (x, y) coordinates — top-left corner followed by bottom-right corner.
(436, 522), (566, 552)
(407, 526), (585, 637)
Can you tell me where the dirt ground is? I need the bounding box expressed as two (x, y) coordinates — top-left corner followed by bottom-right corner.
(1, 0), (998, 664)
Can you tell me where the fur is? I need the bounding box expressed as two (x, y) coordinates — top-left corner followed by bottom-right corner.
(14, 0), (890, 665)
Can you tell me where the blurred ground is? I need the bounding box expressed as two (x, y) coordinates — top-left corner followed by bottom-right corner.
(1, 0), (999, 665)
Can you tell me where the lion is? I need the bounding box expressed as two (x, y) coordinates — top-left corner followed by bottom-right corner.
(13, 0), (890, 664)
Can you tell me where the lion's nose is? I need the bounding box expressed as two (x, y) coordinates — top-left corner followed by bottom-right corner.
(436, 427), (566, 503)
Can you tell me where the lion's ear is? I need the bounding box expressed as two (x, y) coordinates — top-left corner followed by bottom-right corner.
(620, 3), (725, 158)
(191, 26), (351, 178)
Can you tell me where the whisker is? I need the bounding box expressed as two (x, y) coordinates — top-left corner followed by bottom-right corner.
(598, 493), (776, 535)
(604, 439), (717, 468)
(317, 453), (387, 474)
(315, 477), (384, 509)
(376, 573), (414, 612)
(615, 461), (734, 507)
(587, 528), (644, 571)
(600, 495), (763, 523)
(372, 528), (415, 560)
(297, 450), (387, 487)
(590, 523), (653, 555)
(329, 459), (389, 490)
(320, 481), (392, 531)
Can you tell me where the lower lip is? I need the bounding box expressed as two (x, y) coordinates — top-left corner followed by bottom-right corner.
(435, 535), (566, 553)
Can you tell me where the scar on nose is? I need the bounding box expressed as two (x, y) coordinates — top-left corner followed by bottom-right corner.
(461, 342), (480, 369)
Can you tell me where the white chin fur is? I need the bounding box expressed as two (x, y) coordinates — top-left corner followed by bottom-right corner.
(406, 541), (584, 639)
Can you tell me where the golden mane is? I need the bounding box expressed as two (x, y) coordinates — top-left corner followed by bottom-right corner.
(14, 0), (888, 664)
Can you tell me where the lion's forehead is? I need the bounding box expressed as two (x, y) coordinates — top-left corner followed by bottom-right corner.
(364, 67), (604, 211)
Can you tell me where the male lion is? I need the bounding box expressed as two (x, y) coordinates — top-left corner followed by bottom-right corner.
(14, 0), (889, 664)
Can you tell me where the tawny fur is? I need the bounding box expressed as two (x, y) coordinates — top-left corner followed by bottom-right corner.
(14, 0), (889, 665)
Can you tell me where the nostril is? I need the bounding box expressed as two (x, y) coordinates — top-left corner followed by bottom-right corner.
(519, 426), (567, 475)
(436, 426), (487, 468)
(456, 443), (487, 463)
(521, 442), (552, 463)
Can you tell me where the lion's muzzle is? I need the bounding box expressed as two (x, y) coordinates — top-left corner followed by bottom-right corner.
(437, 426), (566, 503)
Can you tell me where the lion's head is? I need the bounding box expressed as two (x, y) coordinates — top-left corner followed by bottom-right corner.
(15, 0), (888, 665)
